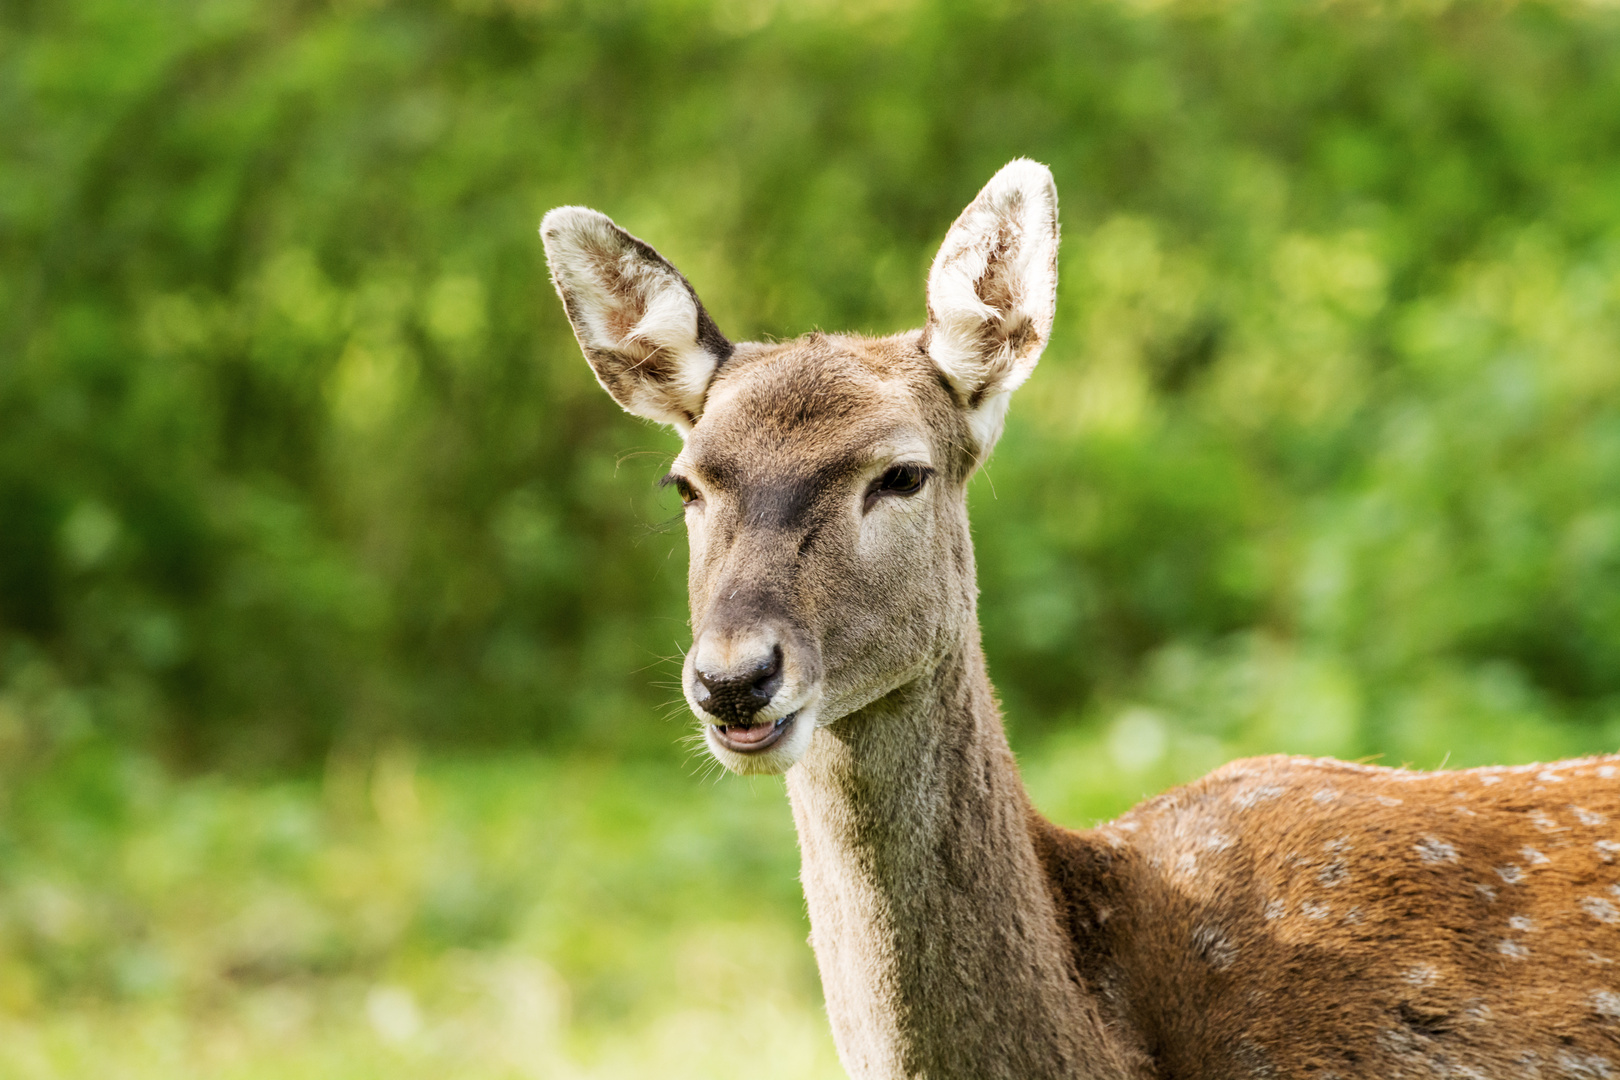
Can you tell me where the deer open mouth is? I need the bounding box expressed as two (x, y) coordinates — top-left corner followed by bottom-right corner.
(711, 712), (796, 754)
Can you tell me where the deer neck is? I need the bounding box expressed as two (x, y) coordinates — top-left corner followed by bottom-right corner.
(785, 638), (1132, 1080)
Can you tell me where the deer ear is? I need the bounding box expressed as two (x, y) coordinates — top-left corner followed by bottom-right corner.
(541, 207), (732, 431)
(923, 159), (1059, 455)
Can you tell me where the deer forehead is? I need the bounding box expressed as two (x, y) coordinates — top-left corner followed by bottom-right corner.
(675, 335), (952, 490)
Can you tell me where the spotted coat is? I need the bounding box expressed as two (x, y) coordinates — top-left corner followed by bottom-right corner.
(1035, 755), (1620, 1079)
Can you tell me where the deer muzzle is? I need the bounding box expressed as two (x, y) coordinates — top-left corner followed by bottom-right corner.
(687, 621), (822, 773)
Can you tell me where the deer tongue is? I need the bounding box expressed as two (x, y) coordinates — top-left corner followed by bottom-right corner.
(720, 718), (782, 746)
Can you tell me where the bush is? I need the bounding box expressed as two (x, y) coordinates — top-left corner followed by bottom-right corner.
(5, 0), (1620, 767)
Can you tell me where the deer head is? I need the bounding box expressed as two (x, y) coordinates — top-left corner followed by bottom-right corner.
(542, 160), (1059, 775)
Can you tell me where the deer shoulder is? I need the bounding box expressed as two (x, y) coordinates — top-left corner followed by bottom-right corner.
(1033, 754), (1620, 1078)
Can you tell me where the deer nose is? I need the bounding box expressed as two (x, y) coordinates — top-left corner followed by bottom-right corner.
(693, 645), (784, 725)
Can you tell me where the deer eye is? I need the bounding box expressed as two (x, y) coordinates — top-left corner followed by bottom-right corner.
(880, 464), (928, 495)
(663, 473), (700, 506)
(867, 463), (930, 508)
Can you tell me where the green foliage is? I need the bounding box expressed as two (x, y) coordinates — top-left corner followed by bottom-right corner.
(6, 0), (1620, 776)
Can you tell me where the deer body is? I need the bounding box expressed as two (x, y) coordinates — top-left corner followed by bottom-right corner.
(1064, 754), (1620, 1080)
(542, 161), (1620, 1079)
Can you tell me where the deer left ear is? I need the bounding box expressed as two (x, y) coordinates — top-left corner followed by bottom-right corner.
(923, 159), (1059, 457)
(542, 207), (732, 432)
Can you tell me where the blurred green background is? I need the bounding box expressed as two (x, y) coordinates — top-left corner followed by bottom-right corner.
(6, 0), (1620, 1074)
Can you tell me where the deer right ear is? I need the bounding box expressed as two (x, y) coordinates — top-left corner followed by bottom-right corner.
(541, 208), (732, 431)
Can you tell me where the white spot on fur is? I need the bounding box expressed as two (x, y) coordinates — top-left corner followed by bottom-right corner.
(1375, 795), (1402, 807)
(1529, 810), (1564, 832)
(1312, 788), (1339, 804)
(1496, 865), (1524, 885)
(1537, 769), (1565, 783)
(1588, 951), (1614, 965)
(1464, 999), (1492, 1021)
(1377, 1028), (1424, 1055)
(1300, 900), (1331, 920)
(1555, 1050), (1614, 1078)
(1499, 939), (1530, 958)
(1581, 897), (1620, 923)
(1402, 964), (1437, 986)
(1480, 775), (1503, 785)
(1594, 991), (1620, 1019)
(1508, 915), (1536, 932)
(1232, 784), (1286, 810)
(1343, 906), (1364, 924)
(1574, 806), (1609, 827)
(1601, 766), (1617, 779)
(1175, 852), (1198, 877)
(1415, 836), (1458, 864)
(1203, 832), (1235, 852)
(1474, 882), (1498, 902)
(1521, 846), (1550, 866)
(1233, 1038), (1274, 1077)
(1597, 840), (1620, 862)
(1317, 859), (1349, 887)
(1192, 924), (1237, 970)
(1264, 899), (1286, 920)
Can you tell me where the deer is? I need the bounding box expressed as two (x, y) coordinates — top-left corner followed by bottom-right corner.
(541, 160), (1620, 1080)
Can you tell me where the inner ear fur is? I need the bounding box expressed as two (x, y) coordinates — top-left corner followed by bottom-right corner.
(541, 207), (732, 430)
(922, 158), (1059, 455)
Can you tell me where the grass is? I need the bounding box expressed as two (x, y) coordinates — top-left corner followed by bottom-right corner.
(0, 701), (1611, 1078)
(0, 748), (840, 1079)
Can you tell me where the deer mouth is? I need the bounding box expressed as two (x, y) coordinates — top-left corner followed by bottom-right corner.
(710, 712), (797, 754)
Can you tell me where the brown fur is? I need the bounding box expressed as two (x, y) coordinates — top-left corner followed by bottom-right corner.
(542, 162), (1620, 1079)
(1037, 756), (1620, 1078)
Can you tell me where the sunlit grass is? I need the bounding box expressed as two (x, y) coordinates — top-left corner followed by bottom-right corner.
(0, 750), (842, 1079)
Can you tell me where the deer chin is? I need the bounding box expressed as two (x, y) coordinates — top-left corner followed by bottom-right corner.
(701, 698), (821, 775)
